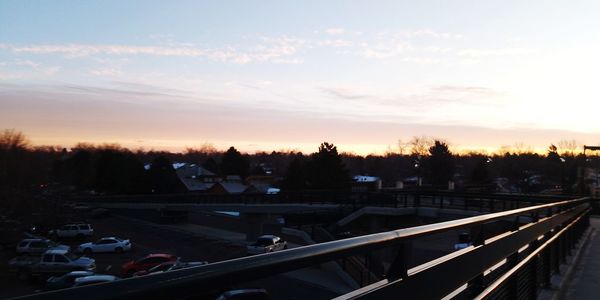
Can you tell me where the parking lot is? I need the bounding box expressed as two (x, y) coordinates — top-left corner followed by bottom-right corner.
(1, 213), (338, 299)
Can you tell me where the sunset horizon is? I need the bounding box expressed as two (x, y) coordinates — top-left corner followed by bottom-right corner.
(2, 0), (600, 156)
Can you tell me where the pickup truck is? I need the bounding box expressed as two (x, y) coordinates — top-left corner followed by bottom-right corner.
(247, 235), (287, 254)
(8, 249), (96, 278)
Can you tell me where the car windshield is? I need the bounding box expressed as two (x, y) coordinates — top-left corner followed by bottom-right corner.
(254, 238), (273, 246)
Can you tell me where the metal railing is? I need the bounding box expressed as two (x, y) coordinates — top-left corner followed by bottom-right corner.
(12, 197), (592, 300)
(73, 190), (573, 213)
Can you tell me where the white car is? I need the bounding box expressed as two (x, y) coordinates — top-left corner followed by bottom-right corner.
(247, 235), (287, 254)
(49, 224), (94, 239)
(72, 275), (118, 287)
(77, 237), (131, 254)
(16, 238), (70, 255)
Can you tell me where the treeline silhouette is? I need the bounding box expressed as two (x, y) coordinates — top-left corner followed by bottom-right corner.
(0, 129), (594, 215)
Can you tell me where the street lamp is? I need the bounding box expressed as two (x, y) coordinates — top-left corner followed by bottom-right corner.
(414, 156), (422, 187)
(560, 157), (566, 192)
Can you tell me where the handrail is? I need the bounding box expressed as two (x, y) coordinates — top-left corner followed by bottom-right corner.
(474, 207), (591, 299)
(11, 197), (591, 300)
(71, 190), (572, 204)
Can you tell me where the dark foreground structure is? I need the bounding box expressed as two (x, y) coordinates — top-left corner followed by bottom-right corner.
(11, 196), (592, 300)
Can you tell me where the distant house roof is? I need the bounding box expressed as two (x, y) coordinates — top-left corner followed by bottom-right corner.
(353, 175), (379, 182)
(175, 163), (217, 179)
(208, 182), (249, 194)
(247, 183), (271, 194)
(178, 178), (215, 192)
(143, 162), (215, 177)
(246, 175), (277, 184)
(172, 163), (187, 170)
(224, 175), (242, 182)
(170, 163), (218, 192)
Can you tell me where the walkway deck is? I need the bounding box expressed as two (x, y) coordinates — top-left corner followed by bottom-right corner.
(561, 216), (600, 300)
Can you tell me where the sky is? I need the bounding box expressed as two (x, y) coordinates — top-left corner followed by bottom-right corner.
(1, 0), (600, 155)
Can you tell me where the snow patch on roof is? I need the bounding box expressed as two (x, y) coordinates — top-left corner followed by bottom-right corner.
(172, 163), (186, 170)
(353, 175), (379, 182)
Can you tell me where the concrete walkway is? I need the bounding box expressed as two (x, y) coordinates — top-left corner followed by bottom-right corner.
(561, 217), (600, 300)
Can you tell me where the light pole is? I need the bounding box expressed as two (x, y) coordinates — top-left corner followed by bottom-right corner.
(414, 156), (422, 187)
(560, 157), (566, 193)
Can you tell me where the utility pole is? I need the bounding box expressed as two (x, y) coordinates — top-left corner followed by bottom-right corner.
(583, 145), (600, 196)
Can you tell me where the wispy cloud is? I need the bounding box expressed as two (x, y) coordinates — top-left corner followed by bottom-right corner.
(89, 67), (121, 77)
(320, 86), (372, 100)
(9, 44), (203, 57)
(325, 28), (346, 35)
(319, 84), (508, 115)
(458, 47), (535, 57)
(0, 58), (60, 76)
(394, 29), (464, 39)
(1, 39), (305, 65)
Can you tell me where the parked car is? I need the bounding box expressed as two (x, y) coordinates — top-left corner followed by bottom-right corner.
(46, 270), (94, 290)
(8, 249), (96, 278)
(49, 224), (94, 239)
(247, 235), (287, 254)
(16, 238), (70, 255)
(216, 289), (270, 300)
(77, 237), (131, 254)
(132, 260), (208, 276)
(72, 275), (118, 287)
(121, 253), (178, 277)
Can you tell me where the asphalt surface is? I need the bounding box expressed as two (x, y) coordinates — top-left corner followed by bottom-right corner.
(0, 214), (338, 300)
(561, 217), (600, 300)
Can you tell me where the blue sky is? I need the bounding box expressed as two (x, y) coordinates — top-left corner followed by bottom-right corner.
(1, 0), (600, 154)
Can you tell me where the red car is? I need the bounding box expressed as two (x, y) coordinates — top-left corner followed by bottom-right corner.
(121, 253), (178, 277)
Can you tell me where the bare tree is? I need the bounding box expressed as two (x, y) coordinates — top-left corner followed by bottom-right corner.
(512, 142), (534, 155)
(0, 129), (29, 151)
(397, 139), (409, 155)
(185, 142), (218, 155)
(409, 136), (433, 156)
(557, 139), (579, 156)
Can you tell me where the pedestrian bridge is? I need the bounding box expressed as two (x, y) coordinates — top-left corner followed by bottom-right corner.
(13, 195), (594, 300)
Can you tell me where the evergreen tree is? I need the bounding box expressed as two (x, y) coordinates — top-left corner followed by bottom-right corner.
(148, 156), (180, 193)
(307, 142), (351, 190)
(424, 140), (455, 185)
(220, 146), (249, 178)
(282, 156), (308, 190)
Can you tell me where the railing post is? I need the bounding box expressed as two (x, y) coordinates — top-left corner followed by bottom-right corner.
(528, 235), (541, 299)
(467, 225), (487, 297)
(542, 245), (552, 289)
(553, 232), (561, 274)
(386, 242), (412, 280)
(505, 251), (520, 299)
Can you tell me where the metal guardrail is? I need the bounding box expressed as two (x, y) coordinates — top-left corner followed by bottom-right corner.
(72, 190), (573, 213)
(11, 197), (591, 300)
